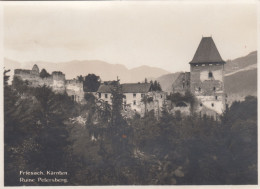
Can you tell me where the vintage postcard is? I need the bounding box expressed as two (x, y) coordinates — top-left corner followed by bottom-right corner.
(1, 0), (258, 187)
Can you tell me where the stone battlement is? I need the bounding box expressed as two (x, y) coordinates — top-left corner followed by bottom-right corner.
(14, 65), (67, 94)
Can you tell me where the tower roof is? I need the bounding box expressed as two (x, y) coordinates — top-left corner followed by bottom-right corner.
(190, 37), (225, 64)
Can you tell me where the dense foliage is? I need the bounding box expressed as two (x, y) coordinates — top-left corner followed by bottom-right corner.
(82, 74), (101, 92)
(4, 72), (257, 186)
(150, 80), (162, 91)
(39, 69), (51, 78)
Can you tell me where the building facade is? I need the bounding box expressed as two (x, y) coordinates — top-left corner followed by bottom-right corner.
(96, 82), (167, 117)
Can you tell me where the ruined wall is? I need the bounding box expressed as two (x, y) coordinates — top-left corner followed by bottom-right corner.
(172, 72), (190, 94)
(52, 72), (66, 93)
(139, 91), (167, 117)
(14, 68), (66, 94)
(66, 79), (85, 103)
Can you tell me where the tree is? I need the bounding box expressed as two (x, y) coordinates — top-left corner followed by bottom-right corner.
(150, 80), (162, 91)
(83, 74), (101, 92)
(39, 69), (51, 78)
(77, 75), (84, 82)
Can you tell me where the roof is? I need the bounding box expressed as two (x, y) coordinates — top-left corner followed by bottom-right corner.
(190, 37), (225, 64)
(97, 83), (152, 93)
(122, 83), (151, 93)
(97, 84), (114, 93)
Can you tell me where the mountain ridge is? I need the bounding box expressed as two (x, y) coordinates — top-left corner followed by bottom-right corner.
(4, 58), (170, 83)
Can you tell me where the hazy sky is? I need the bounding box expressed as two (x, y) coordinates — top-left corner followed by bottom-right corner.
(3, 1), (257, 72)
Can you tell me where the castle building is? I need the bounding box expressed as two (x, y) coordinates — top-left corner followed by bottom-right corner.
(189, 37), (226, 117)
(14, 65), (83, 101)
(96, 82), (167, 116)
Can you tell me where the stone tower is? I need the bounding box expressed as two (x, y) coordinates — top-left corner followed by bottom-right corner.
(190, 37), (226, 116)
(31, 64), (40, 75)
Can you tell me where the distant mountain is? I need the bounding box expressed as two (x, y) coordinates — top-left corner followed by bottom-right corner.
(4, 58), (170, 83)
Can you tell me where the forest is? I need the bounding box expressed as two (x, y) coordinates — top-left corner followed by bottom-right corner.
(4, 70), (257, 186)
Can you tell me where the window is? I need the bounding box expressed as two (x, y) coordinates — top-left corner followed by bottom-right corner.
(211, 103), (214, 107)
(105, 94), (108, 98)
(141, 94), (144, 97)
(198, 87), (201, 92)
(133, 100), (136, 105)
(98, 93), (101, 98)
(161, 95), (163, 98)
(213, 87), (216, 91)
(200, 103), (202, 107)
(215, 96), (218, 100)
(208, 72), (213, 78)
(133, 93), (136, 98)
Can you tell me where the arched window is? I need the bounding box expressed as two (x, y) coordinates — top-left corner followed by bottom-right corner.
(208, 71), (213, 78)
(213, 87), (216, 91)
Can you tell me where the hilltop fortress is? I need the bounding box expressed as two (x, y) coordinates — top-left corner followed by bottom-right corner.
(14, 37), (227, 118)
(14, 65), (85, 103)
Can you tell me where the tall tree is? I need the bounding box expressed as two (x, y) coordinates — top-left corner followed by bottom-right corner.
(83, 74), (101, 92)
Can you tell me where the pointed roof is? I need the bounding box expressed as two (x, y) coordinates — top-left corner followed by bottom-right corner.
(190, 37), (225, 64)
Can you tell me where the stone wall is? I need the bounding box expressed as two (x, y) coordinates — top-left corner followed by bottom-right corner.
(172, 72), (190, 94)
(190, 63), (226, 115)
(14, 66), (66, 94)
(65, 79), (85, 103)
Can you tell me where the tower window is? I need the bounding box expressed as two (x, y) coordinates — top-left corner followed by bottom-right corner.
(200, 103), (202, 107)
(105, 94), (108, 98)
(133, 100), (136, 105)
(208, 72), (213, 78)
(198, 87), (201, 92)
(98, 93), (101, 98)
(215, 96), (218, 100)
(212, 103), (214, 107)
(133, 93), (136, 98)
(213, 87), (216, 91)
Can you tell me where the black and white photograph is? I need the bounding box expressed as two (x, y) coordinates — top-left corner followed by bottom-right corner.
(2, 0), (258, 186)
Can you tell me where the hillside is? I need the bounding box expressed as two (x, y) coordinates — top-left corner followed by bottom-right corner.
(224, 51), (257, 98)
(4, 58), (169, 83)
(225, 51), (257, 74)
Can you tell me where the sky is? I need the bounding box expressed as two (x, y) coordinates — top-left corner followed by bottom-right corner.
(3, 1), (257, 73)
